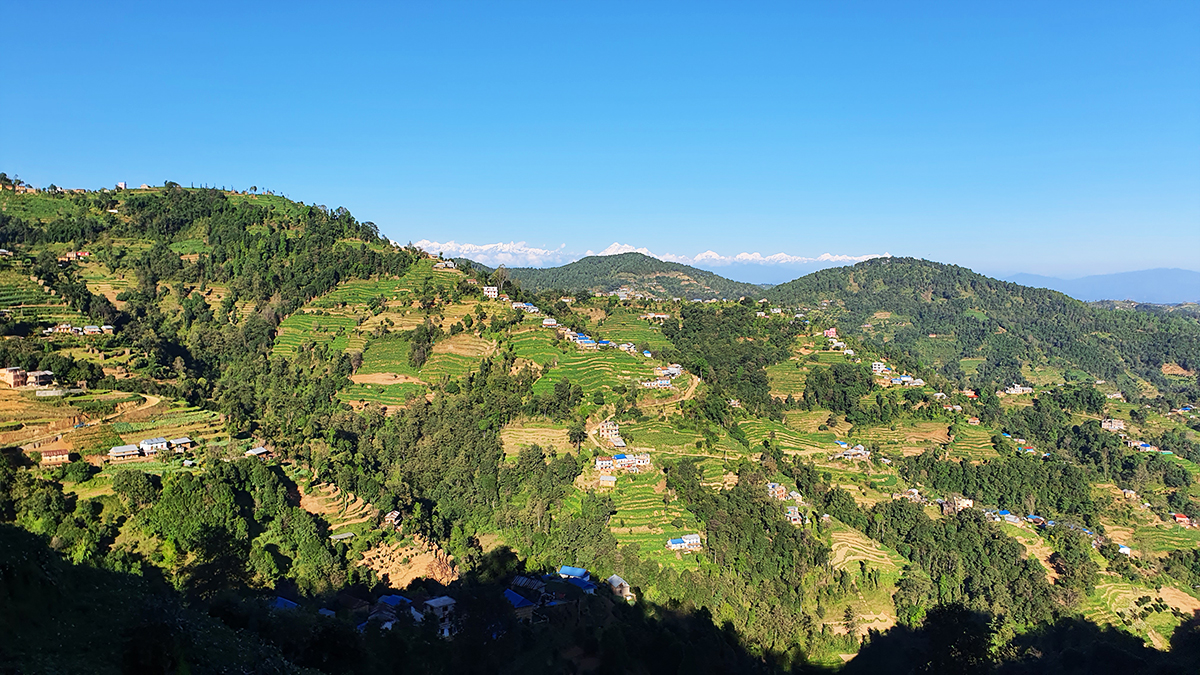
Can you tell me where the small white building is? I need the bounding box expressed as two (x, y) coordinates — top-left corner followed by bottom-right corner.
(483, 286), (499, 299)
(139, 437), (168, 455)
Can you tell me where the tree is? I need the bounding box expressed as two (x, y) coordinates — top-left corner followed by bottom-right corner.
(568, 420), (587, 450)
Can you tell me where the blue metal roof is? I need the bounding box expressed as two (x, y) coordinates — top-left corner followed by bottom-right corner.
(378, 594), (411, 606)
(558, 565), (588, 578)
(273, 596), (299, 610)
(504, 588), (535, 609)
(565, 577), (597, 592)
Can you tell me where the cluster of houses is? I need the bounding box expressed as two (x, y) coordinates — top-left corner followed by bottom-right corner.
(617, 342), (654, 358)
(640, 312), (670, 321)
(1101, 418), (1126, 431)
(665, 533), (703, 552)
(889, 375), (925, 387)
(642, 363), (683, 389)
(41, 323), (115, 337)
(56, 250), (91, 262)
(277, 591), (460, 637)
(431, 260), (456, 269)
(1002, 384), (1034, 396)
(831, 441), (871, 461)
(557, 327), (609, 351)
(1124, 439), (1173, 455)
(511, 301), (541, 314)
(937, 495), (975, 516)
(1, 367), (54, 388)
(595, 452), (652, 473)
(107, 436), (194, 461)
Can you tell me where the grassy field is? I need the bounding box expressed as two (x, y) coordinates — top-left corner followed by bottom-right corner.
(355, 336), (420, 377)
(499, 419), (573, 457)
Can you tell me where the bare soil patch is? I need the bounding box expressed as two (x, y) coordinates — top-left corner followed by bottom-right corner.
(1162, 363), (1194, 377)
(350, 372), (425, 385)
(356, 535), (459, 587)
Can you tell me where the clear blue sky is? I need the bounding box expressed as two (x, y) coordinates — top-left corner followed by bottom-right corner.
(3, 1), (1197, 281)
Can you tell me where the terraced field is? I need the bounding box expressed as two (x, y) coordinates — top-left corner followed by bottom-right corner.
(499, 419), (572, 456)
(0, 270), (89, 325)
(596, 311), (672, 351)
(857, 422), (953, 457)
(1083, 582), (1200, 649)
(616, 419), (746, 459)
(338, 382), (427, 407)
(947, 424), (997, 460)
(738, 418), (835, 455)
(510, 328), (565, 367)
(828, 520), (905, 572)
(766, 360), (808, 397)
(109, 403), (225, 448)
(605, 472), (703, 572)
(1133, 525), (1200, 554)
(355, 336), (420, 377)
(532, 350), (657, 397)
(273, 312), (361, 357)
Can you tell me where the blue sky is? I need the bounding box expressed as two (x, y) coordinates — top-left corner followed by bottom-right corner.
(3, 1), (1197, 282)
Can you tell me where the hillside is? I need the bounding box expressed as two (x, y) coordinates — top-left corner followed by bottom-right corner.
(766, 257), (1200, 396)
(499, 252), (767, 300)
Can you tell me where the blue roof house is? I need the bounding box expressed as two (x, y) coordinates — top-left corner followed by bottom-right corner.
(558, 565), (590, 580)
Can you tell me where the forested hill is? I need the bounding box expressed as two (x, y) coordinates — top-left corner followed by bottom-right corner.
(767, 257), (1200, 397)
(500, 252), (767, 299)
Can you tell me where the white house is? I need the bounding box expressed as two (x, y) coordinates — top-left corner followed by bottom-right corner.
(542, 317), (558, 327)
(139, 437), (168, 455)
(483, 286), (499, 299)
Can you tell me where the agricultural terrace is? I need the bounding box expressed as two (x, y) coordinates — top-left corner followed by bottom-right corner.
(499, 419), (572, 457)
(738, 418), (833, 455)
(0, 269), (89, 325)
(766, 360), (808, 398)
(531, 349), (657, 398)
(1083, 582), (1200, 649)
(77, 262), (136, 307)
(612, 419), (747, 463)
(596, 309), (673, 351)
(108, 403), (225, 449)
(509, 328), (563, 368)
(856, 421), (955, 458)
(1132, 524), (1200, 554)
(273, 312), (361, 357)
(597, 471), (704, 573)
(946, 424), (998, 461)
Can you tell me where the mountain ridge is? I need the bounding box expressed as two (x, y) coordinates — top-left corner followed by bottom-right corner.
(1006, 268), (1200, 304)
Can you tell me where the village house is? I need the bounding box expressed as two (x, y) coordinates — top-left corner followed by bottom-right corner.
(1121, 489), (1137, 500)
(767, 482), (788, 500)
(83, 325), (101, 335)
(139, 437), (168, 455)
(245, 446), (270, 458)
(40, 448), (72, 466)
(1173, 513), (1191, 525)
(169, 437), (194, 452)
(1, 367), (28, 387)
(1101, 418), (1126, 431)
(482, 286), (499, 299)
(423, 596), (458, 637)
(968, 417), (980, 426)
(785, 505), (803, 525)
(431, 260), (456, 269)
(823, 328), (837, 338)
(504, 588), (536, 622)
(666, 533), (703, 551)
(598, 475), (617, 489)
(108, 444), (141, 461)
(559, 296), (575, 304)
(1005, 384), (1034, 395)
(871, 362), (887, 373)
(641, 378), (672, 389)
(834, 444), (871, 461)
(606, 574), (635, 602)
(383, 510), (401, 529)
(594, 456), (614, 470)
(597, 420), (620, 439)
(26, 370), (54, 386)
(541, 317), (557, 327)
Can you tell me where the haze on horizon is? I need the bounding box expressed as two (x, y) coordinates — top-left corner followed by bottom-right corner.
(3, 1), (1197, 280)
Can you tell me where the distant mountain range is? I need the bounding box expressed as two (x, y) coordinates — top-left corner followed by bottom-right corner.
(1005, 268), (1200, 304)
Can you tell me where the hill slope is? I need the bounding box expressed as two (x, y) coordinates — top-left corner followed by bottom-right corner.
(499, 252), (766, 299)
(1008, 268), (1200, 304)
(767, 257), (1200, 394)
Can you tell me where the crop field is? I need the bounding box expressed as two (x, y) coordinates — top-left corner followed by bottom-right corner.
(738, 418), (833, 455)
(338, 382), (426, 407)
(532, 350), (657, 397)
(947, 424), (997, 460)
(827, 520), (905, 572)
(605, 472), (703, 572)
(596, 311), (672, 351)
(273, 312), (361, 357)
(0, 270), (89, 325)
(510, 328), (565, 367)
(959, 358), (985, 375)
(857, 422), (953, 457)
(355, 337), (420, 378)
(616, 419), (747, 460)
(1133, 525), (1200, 554)
(68, 424), (125, 456)
(110, 403), (225, 447)
(499, 419), (572, 456)
(1083, 582), (1200, 649)
(766, 360), (808, 397)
